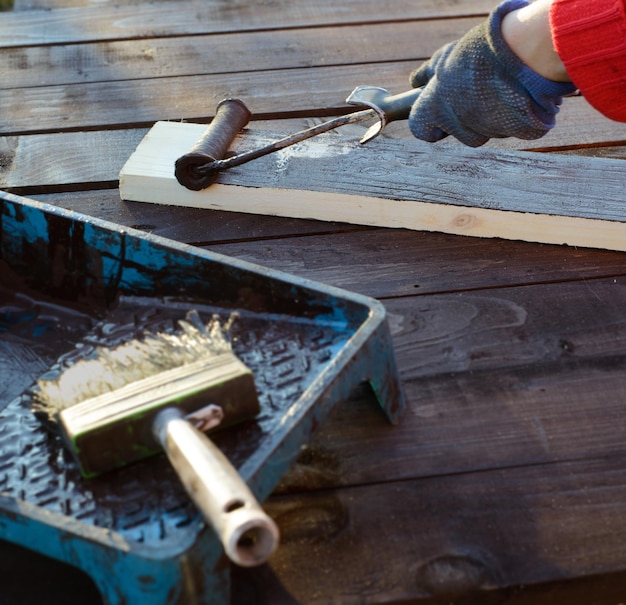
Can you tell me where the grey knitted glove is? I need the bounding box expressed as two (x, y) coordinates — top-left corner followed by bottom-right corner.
(408, 0), (577, 147)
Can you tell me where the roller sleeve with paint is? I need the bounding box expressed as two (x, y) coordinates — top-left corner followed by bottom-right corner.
(175, 98), (252, 190)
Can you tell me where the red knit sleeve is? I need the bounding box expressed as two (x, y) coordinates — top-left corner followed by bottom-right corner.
(550, 0), (626, 121)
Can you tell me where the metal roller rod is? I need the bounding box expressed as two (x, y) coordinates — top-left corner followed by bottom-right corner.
(192, 108), (377, 177)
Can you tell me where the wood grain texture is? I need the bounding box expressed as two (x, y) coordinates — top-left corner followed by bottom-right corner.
(0, 19), (481, 90)
(120, 121), (626, 252)
(2, 60), (623, 141)
(209, 229), (626, 298)
(260, 455), (626, 603)
(0, 0), (493, 47)
(1, 108), (624, 192)
(27, 190), (626, 298)
(280, 277), (626, 488)
(0, 62), (442, 133)
(35, 189), (365, 243)
(0, 130), (145, 189)
(0, 123), (316, 190)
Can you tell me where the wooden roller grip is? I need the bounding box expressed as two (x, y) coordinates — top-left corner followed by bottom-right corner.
(175, 98), (252, 190)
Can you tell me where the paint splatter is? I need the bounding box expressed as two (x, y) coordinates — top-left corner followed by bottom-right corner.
(274, 135), (356, 172)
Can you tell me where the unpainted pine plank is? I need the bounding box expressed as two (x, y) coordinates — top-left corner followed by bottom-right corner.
(0, 19), (481, 89)
(120, 121), (626, 253)
(260, 456), (626, 603)
(0, 0), (494, 48)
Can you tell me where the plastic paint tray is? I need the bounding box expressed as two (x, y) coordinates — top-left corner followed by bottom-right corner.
(0, 190), (404, 604)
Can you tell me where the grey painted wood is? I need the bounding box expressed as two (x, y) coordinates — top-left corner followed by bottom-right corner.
(206, 129), (626, 222)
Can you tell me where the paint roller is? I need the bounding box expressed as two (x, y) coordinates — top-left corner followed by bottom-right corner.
(174, 86), (422, 190)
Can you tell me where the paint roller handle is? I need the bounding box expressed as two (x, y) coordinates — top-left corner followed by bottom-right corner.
(173, 87), (422, 191)
(153, 408), (279, 567)
(174, 98), (252, 190)
(345, 85), (423, 143)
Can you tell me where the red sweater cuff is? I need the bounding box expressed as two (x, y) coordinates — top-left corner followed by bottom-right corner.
(550, 0), (626, 121)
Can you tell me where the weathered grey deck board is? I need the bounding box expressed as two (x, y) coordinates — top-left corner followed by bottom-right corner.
(1, 60), (621, 149)
(1, 105), (624, 192)
(0, 0), (493, 47)
(0, 62), (442, 134)
(0, 19), (481, 90)
(203, 130), (626, 223)
(0, 130), (147, 189)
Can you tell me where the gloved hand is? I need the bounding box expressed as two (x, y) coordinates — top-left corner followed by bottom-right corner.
(408, 0), (577, 147)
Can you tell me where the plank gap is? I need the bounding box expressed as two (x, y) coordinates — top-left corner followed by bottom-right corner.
(192, 226), (373, 248)
(3, 180), (118, 195)
(376, 270), (626, 301)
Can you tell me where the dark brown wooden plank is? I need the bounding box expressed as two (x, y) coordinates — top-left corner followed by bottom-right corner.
(28, 188), (626, 296)
(295, 349), (626, 488)
(256, 456), (626, 603)
(276, 278), (626, 489)
(0, 0), (493, 47)
(33, 189), (365, 242)
(208, 230), (626, 298)
(234, 564), (626, 605)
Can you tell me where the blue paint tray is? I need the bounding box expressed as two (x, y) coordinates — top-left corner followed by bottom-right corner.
(0, 190), (404, 604)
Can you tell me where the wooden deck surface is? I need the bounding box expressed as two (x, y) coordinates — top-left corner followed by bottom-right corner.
(3, 1), (626, 603)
